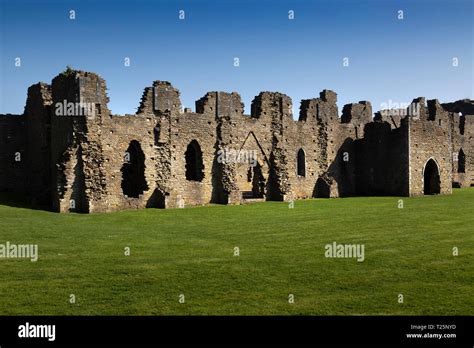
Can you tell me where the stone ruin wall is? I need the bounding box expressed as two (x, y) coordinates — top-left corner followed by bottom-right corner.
(0, 69), (472, 213)
(0, 82), (52, 202)
(353, 118), (410, 196)
(0, 115), (26, 194)
(442, 100), (474, 189)
(407, 99), (453, 196)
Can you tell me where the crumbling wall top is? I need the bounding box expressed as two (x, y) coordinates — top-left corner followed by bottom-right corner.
(341, 101), (372, 124)
(137, 80), (181, 116)
(299, 90), (338, 122)
(195, 91), (243, 119)
(320, 89), (337, 103)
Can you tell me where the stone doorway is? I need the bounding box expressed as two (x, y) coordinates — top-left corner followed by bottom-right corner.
(121, 140), (149, 198)
(185, 140), (204, 182)
(423, 159), (440, 195)
(314, 177), (330, 198)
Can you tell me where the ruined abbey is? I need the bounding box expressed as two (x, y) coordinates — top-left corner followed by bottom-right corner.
(0, 69), (472, 213)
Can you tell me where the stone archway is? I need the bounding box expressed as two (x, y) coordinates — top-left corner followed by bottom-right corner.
(314, 177), (330, 198)
(121, 140), (149, 198)
(423, 158), (441, 195)
(185, 140), (204, 182)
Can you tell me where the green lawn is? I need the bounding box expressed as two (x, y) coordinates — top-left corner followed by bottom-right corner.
(0, 189), (473, 315)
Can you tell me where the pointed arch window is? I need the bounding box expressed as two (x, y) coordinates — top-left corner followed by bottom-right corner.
(297, 149), (306, 177)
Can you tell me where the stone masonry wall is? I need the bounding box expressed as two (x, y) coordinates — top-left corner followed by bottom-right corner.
(442, 100), (474, 188)
(1, 69), (472, 213)
(407, 99), (453, 196)
(0, 115), (26, 194)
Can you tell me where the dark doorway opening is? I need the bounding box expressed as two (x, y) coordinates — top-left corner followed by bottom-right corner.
(423, 159), (440, 195)
(314, 177), (330, 198)
(121, 140), (149, 198)
(185, 140), (204, 181)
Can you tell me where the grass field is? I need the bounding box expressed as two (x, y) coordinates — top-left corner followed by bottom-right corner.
(0, 189), (473, 315)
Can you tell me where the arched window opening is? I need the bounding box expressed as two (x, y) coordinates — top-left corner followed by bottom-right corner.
(459, 114), (465, 135)
(185, 140), (204, 181)
(458, 149), (466, 173)
(153, 125), (160, 146)
(70, 146), (89, 213)
(297, 149), (306, 177)
(121, 140), (149, 198)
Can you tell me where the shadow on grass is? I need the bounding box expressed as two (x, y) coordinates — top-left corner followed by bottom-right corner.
(0, 192), (52, 212)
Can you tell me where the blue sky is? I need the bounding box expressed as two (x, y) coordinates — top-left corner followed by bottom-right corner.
(0, 0), (472, 116)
